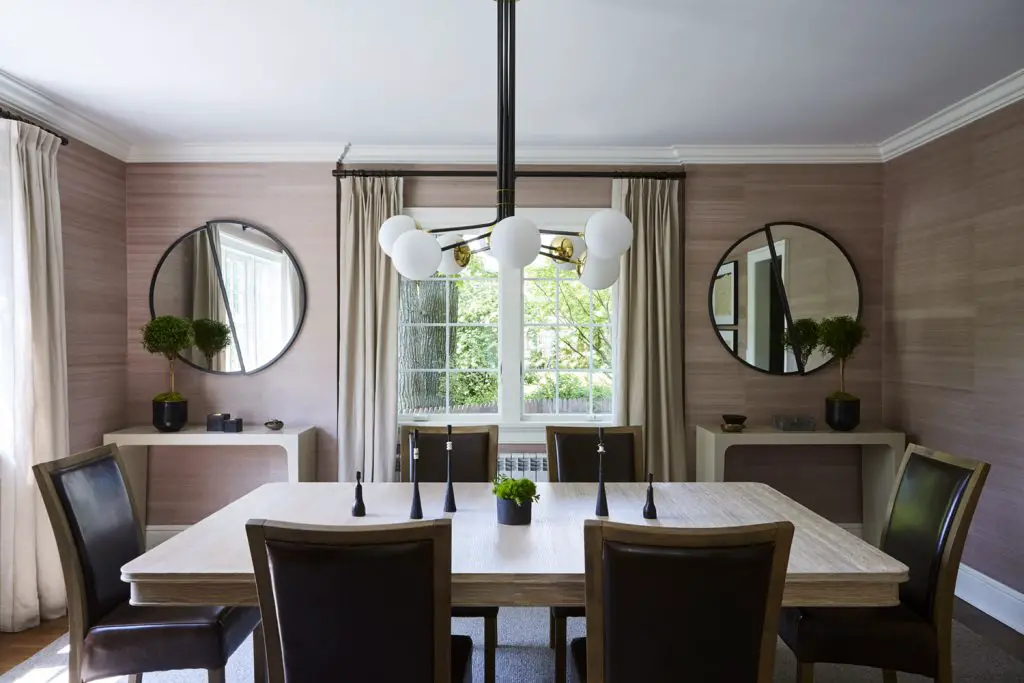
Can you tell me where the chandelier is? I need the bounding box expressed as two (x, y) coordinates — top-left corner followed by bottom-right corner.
(376, 0), (633, 290)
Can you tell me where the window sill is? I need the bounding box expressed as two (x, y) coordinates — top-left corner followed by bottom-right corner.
(397, 418), (614, 444)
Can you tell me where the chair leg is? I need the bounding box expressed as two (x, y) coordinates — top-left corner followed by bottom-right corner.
(253, 622), (267, 683)
(554, 614), (567, 683)
(548, 610), (556, 648)
(484, 614), (497, 683)
(796, 661), (814, 683)
(935, 658), (953, 683)
(882, 670), (898, 683)
(207, 667), (226, 683)
(127, 675), (142, 683)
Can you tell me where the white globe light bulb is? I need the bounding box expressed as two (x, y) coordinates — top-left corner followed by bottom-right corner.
(391, 229), (442, 280)
(584, 209), (633, 259)
(437, 233), (467, 276)
(489, 216), (540, 268)
(378, 215), (417, 256)
(579, 255), (620, 290)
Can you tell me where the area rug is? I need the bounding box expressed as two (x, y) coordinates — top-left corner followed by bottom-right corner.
(3, 608), (1022, 682)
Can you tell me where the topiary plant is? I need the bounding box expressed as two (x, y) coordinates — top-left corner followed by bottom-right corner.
(781, 318), (820, 369)
(192, 318), (232, 367)
(817, 315), (867, 400)
(141, 315), (194, 401)
(491, 474), (540, 507)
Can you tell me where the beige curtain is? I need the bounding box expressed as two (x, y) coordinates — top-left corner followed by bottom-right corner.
(0, 121), (69, 631)
(613, 178), (687, 481)
(191, 227), (229, 371)
(338, 177), (400, 482)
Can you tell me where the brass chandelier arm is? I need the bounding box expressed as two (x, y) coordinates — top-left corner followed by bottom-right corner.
(439, 233), (492, 252)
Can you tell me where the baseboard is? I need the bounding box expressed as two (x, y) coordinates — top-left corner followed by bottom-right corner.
(956, 564), (1024, 635)
(146, 524), (189, 549)
(837, 523), (863, 538)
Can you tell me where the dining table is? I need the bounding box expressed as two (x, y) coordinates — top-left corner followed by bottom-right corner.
(121, 481), (908, 609)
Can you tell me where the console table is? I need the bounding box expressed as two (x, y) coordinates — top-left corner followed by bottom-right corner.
(694, 425), (905, 546)
(102, 425), (317, 539)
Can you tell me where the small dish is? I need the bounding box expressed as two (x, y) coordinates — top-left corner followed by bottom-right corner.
(720, 423), (746, 433)
(722, 414), (747, 426)
(264, 419), (284, 431)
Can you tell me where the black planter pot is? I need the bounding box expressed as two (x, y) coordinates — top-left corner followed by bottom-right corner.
(825, 397), (860, 432)
(153, 399), (188, 433)
(496, 498), (532, 526)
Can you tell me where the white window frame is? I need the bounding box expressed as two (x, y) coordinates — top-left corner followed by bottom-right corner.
(400, 207), (617, 430)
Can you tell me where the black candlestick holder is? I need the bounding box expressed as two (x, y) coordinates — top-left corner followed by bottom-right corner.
(643, 472), (657, 520)
(443, 424), (457, 513)
(352, 471), (366, 517)
(595, 427), (609, 517)
(410, 429), (423, 520)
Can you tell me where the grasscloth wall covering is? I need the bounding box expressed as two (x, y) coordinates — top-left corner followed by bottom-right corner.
(126, 164), (335, 525)
(60, 141), (127, 453)
(884, 98), (1024, 594)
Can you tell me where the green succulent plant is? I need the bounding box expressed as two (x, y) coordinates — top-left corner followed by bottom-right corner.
(817, 315), (867, 400)
(192, 318), (232, 367)
(491, 475), (540, 507)
(141, 315), (193, 401)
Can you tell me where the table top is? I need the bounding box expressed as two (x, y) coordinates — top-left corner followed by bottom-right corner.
(122, 482), (907, 608)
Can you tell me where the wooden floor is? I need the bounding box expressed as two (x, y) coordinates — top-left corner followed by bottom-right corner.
(0, 600), (1020, 676)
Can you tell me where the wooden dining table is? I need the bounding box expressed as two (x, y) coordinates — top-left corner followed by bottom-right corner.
(121, 482), (908, 609)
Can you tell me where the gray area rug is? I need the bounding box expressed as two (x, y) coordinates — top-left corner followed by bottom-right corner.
(3, 608), (1022, 682)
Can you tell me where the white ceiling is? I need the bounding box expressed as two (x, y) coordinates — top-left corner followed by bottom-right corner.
(2, 0), (1024, 157)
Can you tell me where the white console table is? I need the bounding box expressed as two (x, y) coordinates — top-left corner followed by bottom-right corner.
(695, 425), (905, 546)
(102, 425), (317, 533)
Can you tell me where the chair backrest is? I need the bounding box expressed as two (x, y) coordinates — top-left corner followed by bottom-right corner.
(400, 425), (498, 483)
(246, 518), (453, 683)
(546, 426), (644, 483)
(582, 520), (793, 683)
(880, 444), (989, 626)
(33, 445), (144, 643)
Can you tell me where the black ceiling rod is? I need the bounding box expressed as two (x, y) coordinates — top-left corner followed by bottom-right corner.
(332, 168), (687, 180)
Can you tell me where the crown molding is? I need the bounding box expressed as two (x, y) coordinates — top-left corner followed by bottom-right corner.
(127, 143), (345, 164)
(0, 70), (131, 160)
(671, 144), (881, 164)
(879, 67), (1024, 161)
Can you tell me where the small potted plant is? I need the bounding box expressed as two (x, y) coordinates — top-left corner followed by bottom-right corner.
(817, 315), (867, 432)
(781, 318), (820, 370)
(492, 475), (540, 526)
(141, 315), (194, 432)
(192, 318), (232, 369)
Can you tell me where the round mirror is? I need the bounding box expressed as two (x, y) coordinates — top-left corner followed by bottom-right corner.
(708, 222), (861, 375)
(149, 220), (306, 375)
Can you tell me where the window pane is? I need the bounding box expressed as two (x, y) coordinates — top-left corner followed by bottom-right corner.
(398, 325), (447, 369)
(399, 371), (446, 414)
(453, 280), (498, 324)
(556, 372), (591, 414)
(400, 279), (446, 324)
(592, 287), (612, 325)
(523, 371), (556, 414)
(557, 280), (591, 326)
(524, 248), (560, 279)
(558, 327), (591, 370)
(450, 372), (498, 413)
(593, 372), (613, 414)
(524, 326), (557, 370)
(524, 280), (557, 324)
(593, 326), (612, 369)
(451, 326), (498, 369)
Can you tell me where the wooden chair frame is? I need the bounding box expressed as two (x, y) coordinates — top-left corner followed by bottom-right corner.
(582, 519), (794, 683)
(544, 425), (645, 483)
(246, 518), (454, 683)
(400, 424), (500, 482)
(796, 443), (990, 683)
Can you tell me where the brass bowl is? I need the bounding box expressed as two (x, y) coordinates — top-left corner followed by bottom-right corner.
(264, 419), (284, 431)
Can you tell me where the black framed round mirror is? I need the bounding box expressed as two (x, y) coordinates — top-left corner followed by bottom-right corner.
(708, 221), (862, 375)
(149, 220), (307, 375)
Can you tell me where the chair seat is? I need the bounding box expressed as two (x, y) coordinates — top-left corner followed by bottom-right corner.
(452, 605), (499, 618)
(778, 604), (938, 677)
(570, 637), (588, 682)
(81, 602), (260, 682)
(551, 605), (585, 618)
(451, 634), (474, 683)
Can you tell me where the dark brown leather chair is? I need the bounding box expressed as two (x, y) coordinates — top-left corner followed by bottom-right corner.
(779, 444), (990, 683)
(572, 520), (794, 683)
(545, 425), (643, 682)
(33, 445), (263, 683)
(246, 517), (472, 683)
(401, 425), (498, 683)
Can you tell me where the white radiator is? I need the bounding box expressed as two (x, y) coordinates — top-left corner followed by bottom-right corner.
(497, 453), (550, 482)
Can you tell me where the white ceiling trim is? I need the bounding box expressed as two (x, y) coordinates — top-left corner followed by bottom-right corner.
(671, 145), (881, 164)
(127, 143), (345, 164)
(0, 70), (131, 160)
(879, 67), (1024, 161)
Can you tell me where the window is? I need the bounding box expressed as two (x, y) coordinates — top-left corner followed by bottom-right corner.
(398, 208), (615, 424)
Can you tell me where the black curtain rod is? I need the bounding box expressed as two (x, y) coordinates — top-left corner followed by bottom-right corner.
(333, 167), (686, 180)
(0, 106), (70, 146)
